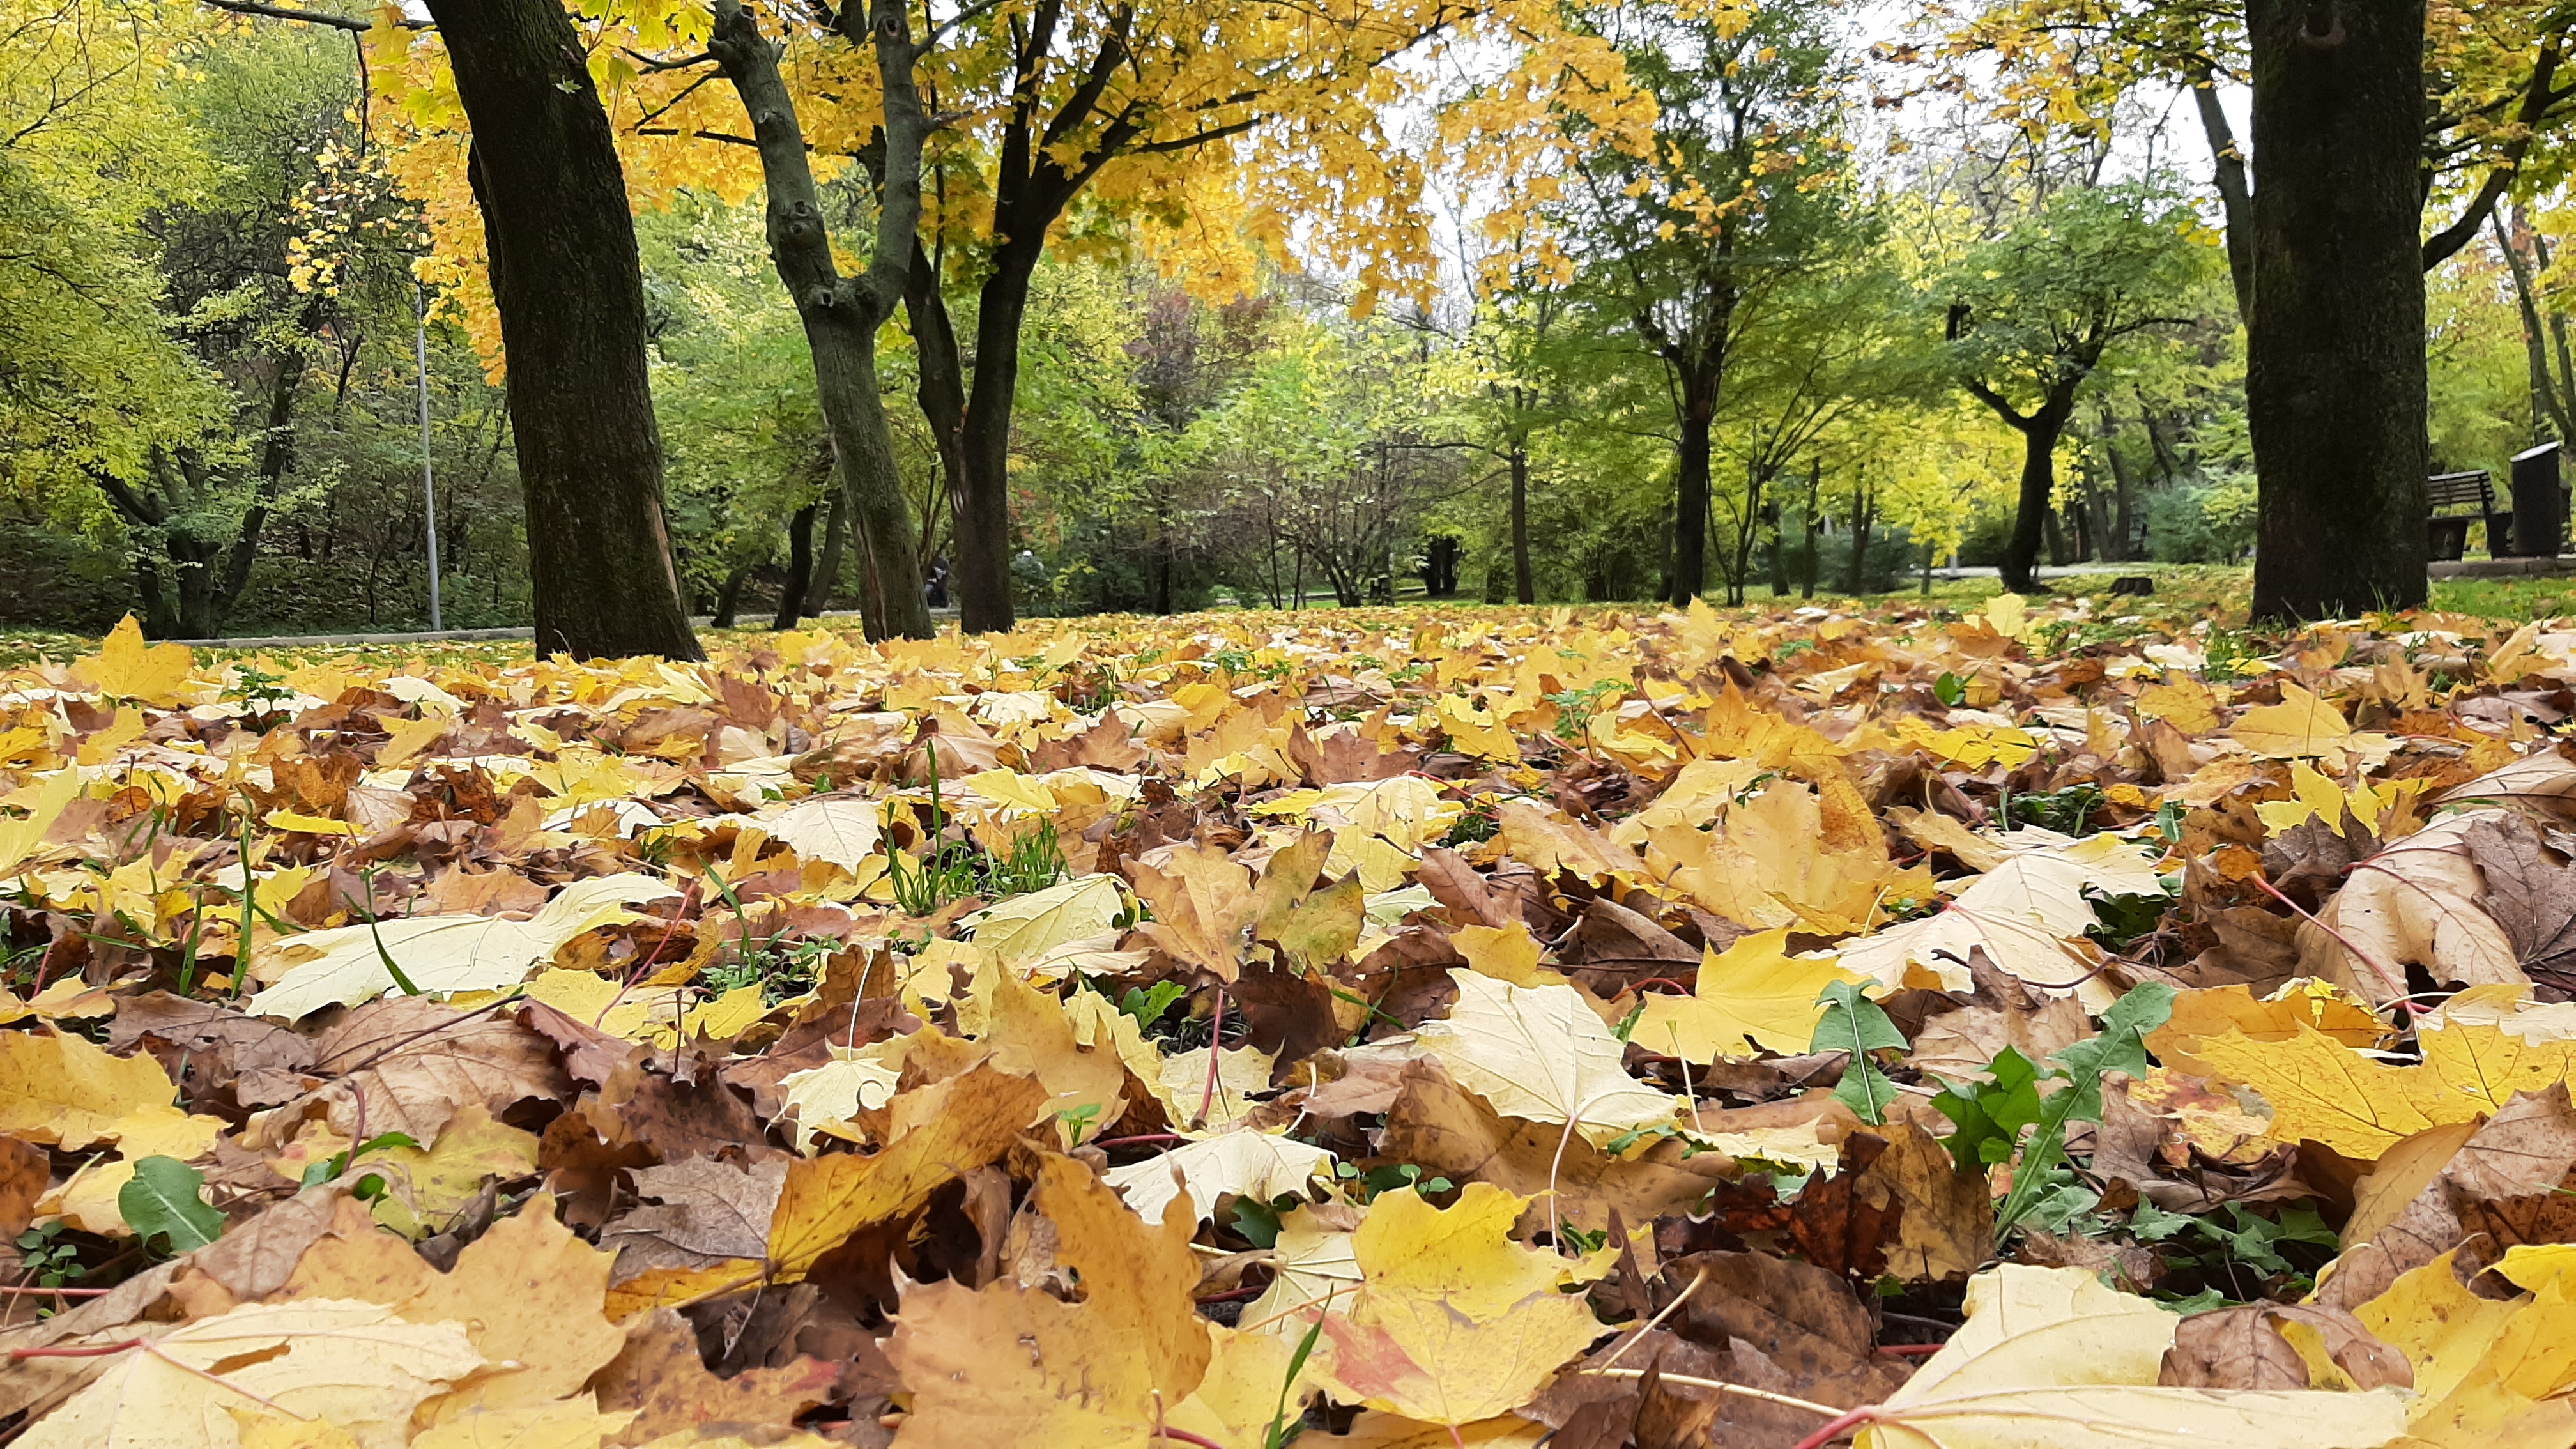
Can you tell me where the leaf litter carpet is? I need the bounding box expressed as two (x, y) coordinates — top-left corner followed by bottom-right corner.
(6, 599), (2576, 1446)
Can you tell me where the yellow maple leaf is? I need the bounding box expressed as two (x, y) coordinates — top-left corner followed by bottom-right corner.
(2355, 1248), (2576, 1445)
(2229, 681), (2389, 770)
(17, 1300), (486, 1449)
(69, 615), (197, 706)
(1632, 928), (1866, 1061)
(0, 1027), (222, 1156)
(2135, 671), (2221, 733)
(2191, 1017), (2576, 1160)
(1855, 1264), (2406, 1448)
(1303, 1184), (1609, 1426)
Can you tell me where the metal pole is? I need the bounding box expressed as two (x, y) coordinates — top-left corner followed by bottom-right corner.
(415, 282), (441, 632)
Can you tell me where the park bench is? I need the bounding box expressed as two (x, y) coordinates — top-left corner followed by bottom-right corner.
(2427, 469), (2507, 561)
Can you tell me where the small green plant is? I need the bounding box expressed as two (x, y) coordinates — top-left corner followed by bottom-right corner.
(1933, 671), (1969, 707)
(1333, 1161), (1452, 1203)
(1439, 801), (1499, 848)
(2001, 783), (2106, 835)
(977, 818), (1068, 900)
(225, 663), (300, 728)
(1545, 680), (1623, 741)
(15, 1220), (86, 1287)
(1933, 981), (2177, 1238)
(2202, 628), (2253, 682)
(121, 1156), (226, 1253)
(2129, 1200), (2340, 1301)
(1117, 979), (1188, 1031)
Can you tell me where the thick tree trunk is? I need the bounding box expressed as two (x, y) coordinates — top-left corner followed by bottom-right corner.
(1670, 392), (1712, 607)
(2100, 427), (2138, 562)
(710, 0), (931, 642)
(774, 502), (818, 630)
(427, 0), (700, 661)
(2247, 0), (2429, 619)
(1509, 446), (1534, 604)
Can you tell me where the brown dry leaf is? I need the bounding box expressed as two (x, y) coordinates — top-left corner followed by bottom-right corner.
(586, 1309), (845, 1448)
(2316, 1087), (2576, 1312)
(2159, 1303), (2412, 1390)
(2296, 813), (2524, 1008)
(880, 1154), (1243, 1444)
(255, 995), (569, 1150)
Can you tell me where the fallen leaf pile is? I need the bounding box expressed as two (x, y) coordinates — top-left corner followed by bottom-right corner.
(12, 600), (2576, 1446)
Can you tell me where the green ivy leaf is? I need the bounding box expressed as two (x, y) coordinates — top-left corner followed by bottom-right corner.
(119, 1156), (224, 1254)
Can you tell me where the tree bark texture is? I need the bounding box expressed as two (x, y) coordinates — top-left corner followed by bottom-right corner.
(806, 478), (849, 615)
(425, 0), (701, 660)
(2246, 0), (2429, 619)
(711, 0), (933, 642)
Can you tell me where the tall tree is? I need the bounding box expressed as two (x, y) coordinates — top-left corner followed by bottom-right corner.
(1517, 0), (1853, 608)
(424, 0), (701, 657)
(236, 0), (707, 654)
(1941, 184), (2216, 594)
(705, 0), (931, 641)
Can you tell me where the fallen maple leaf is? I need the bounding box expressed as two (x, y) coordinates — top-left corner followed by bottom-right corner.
(249, 873), (682, 1018)
(1848, 1264), (2409, 1448)
(17, 1299), (484, 1449)
(1414, 970), (1677, 1142)
(1630, 927), (1866, 1060)
(1300, 1182), (1609, 1425)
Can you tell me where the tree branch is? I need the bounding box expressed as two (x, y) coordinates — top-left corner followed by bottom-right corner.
(201, 0), (422, 31)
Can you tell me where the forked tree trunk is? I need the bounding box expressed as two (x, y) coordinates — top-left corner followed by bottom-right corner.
(424, 0), (702, 661)
(710, 0), (932, 642)
(2247, 0), (2429, 618)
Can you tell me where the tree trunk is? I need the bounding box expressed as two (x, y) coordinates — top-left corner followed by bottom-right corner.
(1798, 459), (1821, 599)
(1670, 388), (1712, 607)
(1845, 479), (1873, 594)
(171, 532), (221, 638)
(806, 477), (848, 614)
(774, 501), (818, 629)
(2246, 0), (2429, 619)
(133, 554), (176, 638)
(427, 0), (700, 660)
(712, 556), (755, 629)
(937, 249), (1039, 632)
(2001, 413), (2067, 594)
(1508, 445), (1534, 604)
(2189, 63), (2257, 321)
(710, 0), (931, 642)
(2101, 425), (2139, 562)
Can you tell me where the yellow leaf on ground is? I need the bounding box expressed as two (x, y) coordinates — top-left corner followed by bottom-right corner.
(248, 873), (682, 1019)
(1102, 1130), (1336, 1225)
(1414, 970), (1677, 1142)
(17, 1299), (485, 1449)
(70, 615), (197, 706)
(1303, 1184), (1608, 1426)
(1632, 928), (1866, 1061)
(2356, 1248), (2576, 1446)
(1451, 922), (1561, 986)
(1857, 1264), (2408, 1448)
(410, 1399), (637, 1449)
(0, 1028), (217, 1155)
(2194, 1017), (2576, 1160)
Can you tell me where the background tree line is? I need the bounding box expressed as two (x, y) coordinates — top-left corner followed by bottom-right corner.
(5, 0), (2573, 650)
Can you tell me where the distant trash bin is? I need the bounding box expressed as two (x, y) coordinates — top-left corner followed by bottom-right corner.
(2512, 441), (2566, 558)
